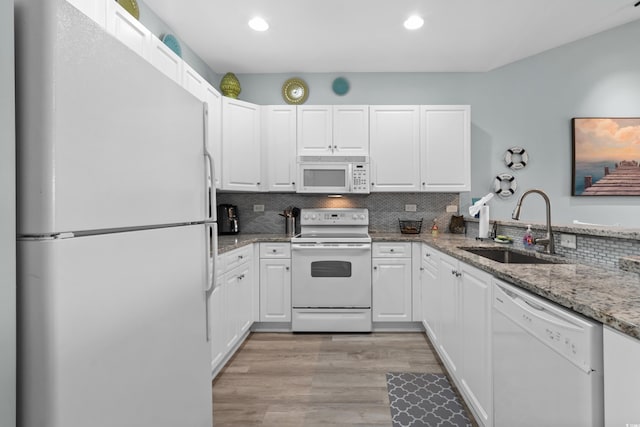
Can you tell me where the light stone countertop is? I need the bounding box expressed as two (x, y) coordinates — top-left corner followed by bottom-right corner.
(218, 231), (640, 340)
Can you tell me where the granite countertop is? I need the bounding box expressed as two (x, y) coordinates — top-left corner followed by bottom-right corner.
(218, 233), (291, 254)
(218, 232), (640, 340)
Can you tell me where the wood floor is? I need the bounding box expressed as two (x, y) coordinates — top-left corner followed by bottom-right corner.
(212, 332), (461, 426)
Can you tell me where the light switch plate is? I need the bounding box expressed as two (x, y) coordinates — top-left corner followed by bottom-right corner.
(446, 205), (458, 213)
(253, 204), (265, 212)
(560, 233), (577, 249)
(405, 204), (417, 212)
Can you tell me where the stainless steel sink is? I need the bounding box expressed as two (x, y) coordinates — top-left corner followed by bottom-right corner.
(461, 247), (561, 264)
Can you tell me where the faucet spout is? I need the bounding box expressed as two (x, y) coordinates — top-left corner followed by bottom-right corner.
(512, 189), (555, 254)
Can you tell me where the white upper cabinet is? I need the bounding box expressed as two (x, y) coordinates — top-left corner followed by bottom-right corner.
(369, 106), (421, 192)
(262, 106), (297, 192)
(222, 97), (262, 191)
(149, 35), (183, 84)
(332, 106), (369, 156)
(420, 106), (470, 191)
(105, 0), (151, 60)
(181, 62), (207, 101)
(297, 106), (332, 155)
(297, 105), (369, 156)
(204, 85), (222, 189)
(66, 0), (106, 27)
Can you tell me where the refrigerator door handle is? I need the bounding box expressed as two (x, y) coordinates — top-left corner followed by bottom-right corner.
(203, 102), (216, 221)
(204, 150), (215, 221)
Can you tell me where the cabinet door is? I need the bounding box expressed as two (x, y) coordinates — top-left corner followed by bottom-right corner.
(262, 106), (297, 191)
(208, 284), (224, 371)
(259, 259), (291, 322)
(182, 62), (207, 101)
(149, 35), (183, 84)
(369, 106), (421, 192)
(438, 253), (462, 376)
(372, 258), (412, 322)
(461, 264), (492, 427)
(204, 84), (222, 189)
(237, 262), (254, 334)
(106, 0), (151, 60)
(222, 98), (262, 191)
(420, 106), (470, 191)
(420, 246), (440, 344)
(222, 270), (240, 352)
(297, 106), (332, 155)
(333, 105), (369, 156)
(604, 326), (640, 427)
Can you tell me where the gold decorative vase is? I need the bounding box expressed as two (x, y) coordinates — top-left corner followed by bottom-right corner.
(220, 72), (241, 98)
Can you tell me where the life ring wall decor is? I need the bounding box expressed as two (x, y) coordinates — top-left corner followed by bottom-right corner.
(504, 147), (529, 170)
(494, 173), (517, 197)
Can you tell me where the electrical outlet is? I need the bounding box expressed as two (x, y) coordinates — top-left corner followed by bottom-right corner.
(560, 233), (577, 249)
(446, 205), (458, 213)
(405, 204), (417, 212)
(253, 204), (265, 212)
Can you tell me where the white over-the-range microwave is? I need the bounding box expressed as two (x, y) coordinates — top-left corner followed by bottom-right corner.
(296, 156), (370, 194)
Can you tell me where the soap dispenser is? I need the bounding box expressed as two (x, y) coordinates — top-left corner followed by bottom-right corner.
(523, 225), (535, 249)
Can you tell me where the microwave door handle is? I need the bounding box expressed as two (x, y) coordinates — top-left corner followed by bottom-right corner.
(348, 163), (353, 192)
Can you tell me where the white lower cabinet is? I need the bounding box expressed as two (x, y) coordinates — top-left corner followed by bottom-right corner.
(426, 246), (492, 427)
(372, 242), (412, 322)
(419, 244), (440, 344)
(209, 246), (254, 377)
(603, 325), (640, 426)
(460, 263), (492, 427)
(259, 243), (291, 322)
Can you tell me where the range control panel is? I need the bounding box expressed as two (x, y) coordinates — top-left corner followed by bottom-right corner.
(300, 208), (369, 226)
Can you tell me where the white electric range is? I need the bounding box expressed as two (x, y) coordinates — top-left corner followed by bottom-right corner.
(290, 208), (372, 332)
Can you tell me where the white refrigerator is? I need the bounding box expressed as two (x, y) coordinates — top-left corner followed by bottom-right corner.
(15, 1), (216, 426)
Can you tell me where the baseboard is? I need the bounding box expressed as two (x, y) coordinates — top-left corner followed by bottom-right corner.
(372, 321), (424, 332)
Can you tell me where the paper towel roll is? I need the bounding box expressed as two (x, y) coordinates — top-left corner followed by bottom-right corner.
(478, 205), (490, 238)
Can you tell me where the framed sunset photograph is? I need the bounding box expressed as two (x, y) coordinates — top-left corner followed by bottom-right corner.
(572, 118), (640, 196)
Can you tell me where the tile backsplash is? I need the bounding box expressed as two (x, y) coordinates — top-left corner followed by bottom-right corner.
(216, 192), (460, 234)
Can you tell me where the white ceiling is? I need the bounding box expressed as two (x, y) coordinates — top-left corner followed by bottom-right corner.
(144, 0), (640, 74)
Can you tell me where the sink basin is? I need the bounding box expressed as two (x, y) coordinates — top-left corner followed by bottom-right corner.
(461, 247), (560, 264)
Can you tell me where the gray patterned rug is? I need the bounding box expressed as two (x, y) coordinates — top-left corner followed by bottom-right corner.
(386, 372), (473, 427)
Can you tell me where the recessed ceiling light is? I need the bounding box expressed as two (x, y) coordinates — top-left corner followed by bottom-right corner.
(404, 15), (424, 30)
(248, 17), (269, 32)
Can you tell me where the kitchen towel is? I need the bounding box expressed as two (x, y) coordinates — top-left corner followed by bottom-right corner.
(386, 372), (473, 427)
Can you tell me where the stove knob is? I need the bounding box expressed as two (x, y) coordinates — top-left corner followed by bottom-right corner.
(303, 214), (309, 220)
(352, 214), (358, 219)
(311, 214), (317, 220)
(359, 214), (366, 220)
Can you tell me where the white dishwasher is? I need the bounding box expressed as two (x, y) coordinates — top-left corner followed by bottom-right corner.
(492, 280), (603, 427)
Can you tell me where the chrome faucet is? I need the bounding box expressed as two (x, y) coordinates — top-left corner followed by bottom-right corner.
(512, 189), (555, 254)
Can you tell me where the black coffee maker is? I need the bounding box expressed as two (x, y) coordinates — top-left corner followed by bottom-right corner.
(217, 204), (239, 235)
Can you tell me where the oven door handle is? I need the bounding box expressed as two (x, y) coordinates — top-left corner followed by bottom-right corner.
(291, 243), (371, 250)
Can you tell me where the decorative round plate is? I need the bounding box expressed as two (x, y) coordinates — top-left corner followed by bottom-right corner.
(117, 0), (139, 20)
(332, 77), (350, 96)
(282, 78), (309, 105)
(162, 34), (182, 57)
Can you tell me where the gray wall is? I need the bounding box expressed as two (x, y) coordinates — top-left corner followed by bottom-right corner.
(233, 20), (640, 229)
(0, 0), (16, 425)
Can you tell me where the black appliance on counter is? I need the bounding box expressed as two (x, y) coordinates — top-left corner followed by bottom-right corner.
(217, 204), (239, 235)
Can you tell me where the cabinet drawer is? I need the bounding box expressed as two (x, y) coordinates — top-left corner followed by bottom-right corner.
(224, 245), (252, 271)
(421, 244), (439, 270)
(372, 242), (412, 257)
(260, 242), (291, 258)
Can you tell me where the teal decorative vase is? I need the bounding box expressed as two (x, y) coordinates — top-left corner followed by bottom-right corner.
(220, 72), (241, 98)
